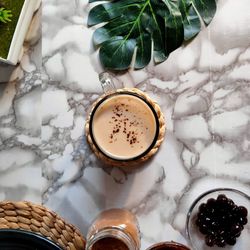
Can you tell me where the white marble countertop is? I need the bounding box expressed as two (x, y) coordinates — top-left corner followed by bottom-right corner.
(0, 0), (250, 249)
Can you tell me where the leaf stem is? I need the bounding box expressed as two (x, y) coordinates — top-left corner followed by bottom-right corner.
(112, 0), (151, 56)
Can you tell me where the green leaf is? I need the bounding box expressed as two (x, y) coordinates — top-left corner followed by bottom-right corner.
(88, 0), (217, 70)
(0, 8), (12, 23)
(191, 0), (217, 25)
(160, 1), (184, 53)
(99, 37), (136, 70)
(88, 1), (142, 26)
(179, 2), (200, 40)
(179, 0), (217, 40)
(135, 33), (152, 69)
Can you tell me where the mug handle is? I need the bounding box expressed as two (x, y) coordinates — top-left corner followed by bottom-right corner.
(99, 72), (116, 94)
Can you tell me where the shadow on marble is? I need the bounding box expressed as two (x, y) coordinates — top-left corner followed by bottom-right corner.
(0, 63), (16, 83)
(0, 83), (7, 97)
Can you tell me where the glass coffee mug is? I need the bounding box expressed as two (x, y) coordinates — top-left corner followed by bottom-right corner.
(85, 72), (165, 166)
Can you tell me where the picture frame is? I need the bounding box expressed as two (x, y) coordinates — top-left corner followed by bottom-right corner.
(0, 0), (41, 65)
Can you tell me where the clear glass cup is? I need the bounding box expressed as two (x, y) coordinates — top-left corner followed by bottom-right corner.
(85, 72), (165, 164)
(86, 209), (141, 250)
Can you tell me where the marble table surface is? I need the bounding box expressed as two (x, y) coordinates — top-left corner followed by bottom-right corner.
(1, 0), (250, 249)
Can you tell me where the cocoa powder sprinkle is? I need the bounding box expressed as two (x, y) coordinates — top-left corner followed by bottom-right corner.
(109, 103), (141, 145)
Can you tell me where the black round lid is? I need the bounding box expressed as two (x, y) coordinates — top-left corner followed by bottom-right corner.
(0, 229), (62, 250)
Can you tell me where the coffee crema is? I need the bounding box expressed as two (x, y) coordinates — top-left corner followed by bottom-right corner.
(91, 94), (157, 160)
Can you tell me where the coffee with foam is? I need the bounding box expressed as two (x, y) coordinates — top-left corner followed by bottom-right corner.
(91, 93), (157, 160)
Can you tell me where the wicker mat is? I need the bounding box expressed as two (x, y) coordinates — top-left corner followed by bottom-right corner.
(0, 201), (86, 250)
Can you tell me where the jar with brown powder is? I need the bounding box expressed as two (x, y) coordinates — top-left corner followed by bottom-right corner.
(86, 209), (140, 250)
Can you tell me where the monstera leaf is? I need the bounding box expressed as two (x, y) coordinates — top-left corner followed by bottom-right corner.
(88, 0), (216, 70)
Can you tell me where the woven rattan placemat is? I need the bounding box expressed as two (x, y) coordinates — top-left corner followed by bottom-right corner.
(0, 201), (86, 250)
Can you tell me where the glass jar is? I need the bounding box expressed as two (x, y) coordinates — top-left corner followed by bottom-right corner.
(86, 209), (140, 250)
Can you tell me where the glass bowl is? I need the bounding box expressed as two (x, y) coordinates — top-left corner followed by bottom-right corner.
(186, 188), (250, 250)
(0, 229), (62, 250)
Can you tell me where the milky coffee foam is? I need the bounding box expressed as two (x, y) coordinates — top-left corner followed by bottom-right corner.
(92, 94), (157, 160)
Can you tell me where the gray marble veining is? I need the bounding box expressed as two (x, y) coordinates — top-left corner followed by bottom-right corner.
(0, 0), (250, 249)
(0, 6), (43, 203)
